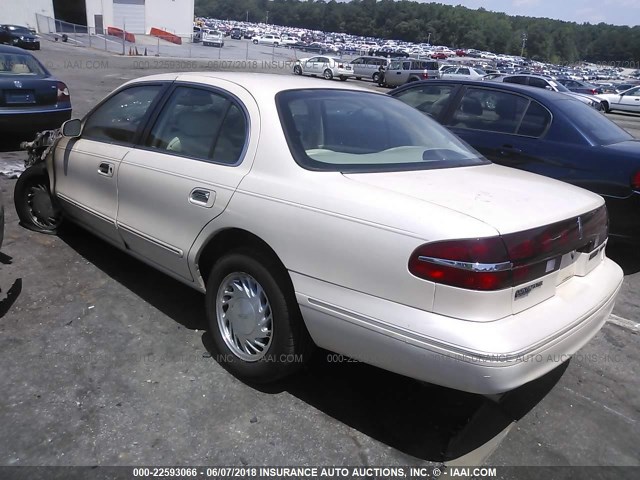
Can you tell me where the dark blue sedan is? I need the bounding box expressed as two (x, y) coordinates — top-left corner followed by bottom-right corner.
(0, 44), (71, 137)
(389, 80), (640, 241)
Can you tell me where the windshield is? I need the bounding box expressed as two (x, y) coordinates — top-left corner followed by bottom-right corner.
(7, 26), (32, 34)
(560, 98), (633, 145)
(277, 89), (487, 172)
(0, 52), (47, 76)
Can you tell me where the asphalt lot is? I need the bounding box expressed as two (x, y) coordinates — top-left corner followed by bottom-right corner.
(1, 40), (639, 473)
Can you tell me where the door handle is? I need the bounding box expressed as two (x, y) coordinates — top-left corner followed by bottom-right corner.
(98, 162), (114, 177)
(189, 188), (215, 208)
(499, 145), (522, 156)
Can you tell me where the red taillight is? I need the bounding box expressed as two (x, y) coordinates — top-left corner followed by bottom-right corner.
(408, 237), (512, 291)
(408, 206), (608, 291)
(589, 89), (597, 94)
(421, 69), (429, 79)
(632, 171), (640, 191)
(57, 82), (70, 103)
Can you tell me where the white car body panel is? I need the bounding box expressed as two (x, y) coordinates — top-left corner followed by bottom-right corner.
(49, 73), (623, 394)
(596, 86), (640, 113)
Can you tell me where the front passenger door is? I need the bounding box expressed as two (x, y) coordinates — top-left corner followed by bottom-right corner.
(53, 84), (164, 246)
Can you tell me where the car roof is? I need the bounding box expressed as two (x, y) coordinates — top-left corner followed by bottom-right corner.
(123, 72), (374, 101)
(390, 78), (574, 103)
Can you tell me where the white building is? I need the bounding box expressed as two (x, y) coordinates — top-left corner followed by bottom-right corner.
(85, 0), (195, 36)
(1, 0), (54, 31)
(2, 0), (194, 36)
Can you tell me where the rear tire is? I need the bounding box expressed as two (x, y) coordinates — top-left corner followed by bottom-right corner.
(14, 165), (62, 234)
(339, 76), (348, 81)
(293, 65), (302, 75)
(205, 249), (312, 383)
(372, 72), (380, 83)
(601, 101), (610, 113)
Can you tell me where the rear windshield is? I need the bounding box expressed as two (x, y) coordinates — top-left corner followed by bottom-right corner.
(560, 98), (633, 145)
(276, 89), (487, 172)
(0, 52), (47, 76)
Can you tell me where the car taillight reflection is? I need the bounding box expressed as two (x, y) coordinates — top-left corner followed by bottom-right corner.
(632, 171), (640, 191)
(408, 205), (608, 291)
(57, 82), (70, 103)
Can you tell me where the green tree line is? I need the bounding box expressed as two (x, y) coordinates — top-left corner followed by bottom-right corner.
(195, 0), (640, 64)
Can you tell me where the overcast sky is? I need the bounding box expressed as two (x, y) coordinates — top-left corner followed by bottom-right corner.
(335, 0), (640, 26)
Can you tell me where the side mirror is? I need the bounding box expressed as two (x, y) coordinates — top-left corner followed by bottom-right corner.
(545, 85), (554, 91)
(61, 119), (82, 137)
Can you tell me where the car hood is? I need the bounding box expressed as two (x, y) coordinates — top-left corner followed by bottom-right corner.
(343, 163), (603, 235)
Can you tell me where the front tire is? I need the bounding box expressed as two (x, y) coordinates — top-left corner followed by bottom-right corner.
(601, 101), (610, 113)
(339, 76), (348, 81)
(323, 69), (333, 80)
(205, 249), (311, 383)
(293, 65), (302, 75)
(14, 165), (62, 234)
(372, 72), (381, 83)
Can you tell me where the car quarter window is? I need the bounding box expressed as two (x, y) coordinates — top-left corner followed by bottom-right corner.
(517, 101), (552, 137)
(82, 85), (163, 144)
(393, 85), (456, 117)
(503, 76), (527, 85)
(449, 88), (529, 134)
(144, 86), (247, 165)
(528, 77), (550, 89)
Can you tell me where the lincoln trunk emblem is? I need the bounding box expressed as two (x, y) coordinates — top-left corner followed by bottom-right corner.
(14, 80), (22, 88)
(577, 217), (583, 239)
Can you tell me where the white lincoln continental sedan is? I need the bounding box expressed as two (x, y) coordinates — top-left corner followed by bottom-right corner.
(14, 73), (623, 394)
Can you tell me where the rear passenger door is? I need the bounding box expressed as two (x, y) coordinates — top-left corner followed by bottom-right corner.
(115, 82), (256, 281)
(444, 87), (555, 174)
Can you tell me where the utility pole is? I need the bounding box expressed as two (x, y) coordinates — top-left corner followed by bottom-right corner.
(246, 11), (249, 22)
(427, 32), (431, 45)
(266, 11), (269, 24)
(521, 32), (527, 58)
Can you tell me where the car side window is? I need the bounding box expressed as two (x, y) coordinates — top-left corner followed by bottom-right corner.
(402, 61), (411, 70)
(459, 68), (470, 75)
(517, 101), (551, 137)
(528, 77), (549, 89)
(145, 86), (247, 165)
(503, 76), (527, 85)
(393, 85), (456, 118)
(82, 85), (162, 144)
(450, 88), (528, 134)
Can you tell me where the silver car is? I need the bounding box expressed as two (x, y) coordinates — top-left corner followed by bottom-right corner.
(293, 56), (354, 81)
(349, 56), (390, 83)
(384, 58), (440, 87)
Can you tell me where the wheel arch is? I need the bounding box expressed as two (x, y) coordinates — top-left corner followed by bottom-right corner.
(196, 227), (290, 290)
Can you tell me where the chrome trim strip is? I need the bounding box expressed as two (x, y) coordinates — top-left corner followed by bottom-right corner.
(117, 223), (184, 258)
(418, 256), (513, 272)
(56, 193), (114, 225)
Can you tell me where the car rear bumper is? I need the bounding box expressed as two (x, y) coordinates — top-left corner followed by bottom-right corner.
(293, 257), (623, 394)
(0, 107), (71, 133)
